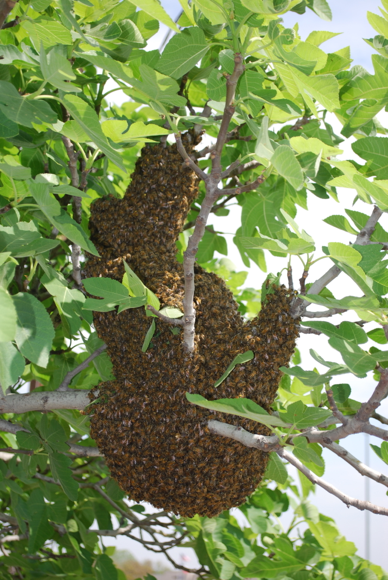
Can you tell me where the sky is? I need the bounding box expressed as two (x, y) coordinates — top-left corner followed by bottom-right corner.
(104, 0), (388, 570)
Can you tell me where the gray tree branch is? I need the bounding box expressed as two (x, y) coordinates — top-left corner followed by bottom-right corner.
(57, 344), (107, 391)
(278, 447), (388, 516)
(0, 390), (89, 414)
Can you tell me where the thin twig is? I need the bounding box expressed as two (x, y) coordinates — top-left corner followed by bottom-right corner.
(0, 390), (90, 413)
(302, 308), (347, 318)
(57, 344), (107, 391)
(373, 411), (388, 426)
(287, 266), (294, 291)
(299, 270), (308, 295)
(326, 388), (347, 424)
(220, 173), (265, 196)
(356, 368), (388, 422)
(208, 420), (280, 451)
(298, 326), (321, 335)
(322, 441), (388, 488)
(278, 447), (388, 516)
(175, 135), (207, 181)
(146, 305), (184, 326)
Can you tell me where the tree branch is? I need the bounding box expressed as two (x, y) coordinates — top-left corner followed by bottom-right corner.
(301, 308), (346, 318)
(278, 447), (388, 516)
(208, 420), (279, 451)
(0, 391), (90, 414)
(322, 440), (388, 488)
(356, 368), (388, 422)
(326, 388), (347, 424)
(174, 134), (207, 181)
(57, 344), (107, 391)
(177, 53), (245, 353)
(220, 173), (265, 196)
(0, 0), (18, 29)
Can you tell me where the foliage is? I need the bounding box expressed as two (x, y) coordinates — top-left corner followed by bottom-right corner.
(0, 0), (387, 577)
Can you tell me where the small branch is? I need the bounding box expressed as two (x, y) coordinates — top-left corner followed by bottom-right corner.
(146, 305), (184, 326)
(0, 419), (28, 435)
(0, 533), (28, 544)
(0, 0), (18, 29)
(299, 270), (308, 295)
(220, 173), (265, 196)
(373, 411), (388, 426)
(208, 420), (279, 451)
(287, 266), (294, 291)
(67, 443), (102, 457)
(174, 134), (207, 181)
(363, 423), (388, 441)
(93, 523), (133, 537)
(298, 326), (321, 335)
(0, 447), (32, 455)
(302, 308), (346, 318)
(290, 116), (311, 131)
(57, 344), (107, 391)
(356, 368), (388, 422)
(326, 388), (347, 424)
(0, 513), (17, 525)
(0, 391), (90, 414)
(221, 159), (242, 179)
(323, 441), (388, 488)
(278, 447), (388, 516)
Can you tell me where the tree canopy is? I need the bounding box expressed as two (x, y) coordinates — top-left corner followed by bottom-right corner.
(0, 0), (388, 578)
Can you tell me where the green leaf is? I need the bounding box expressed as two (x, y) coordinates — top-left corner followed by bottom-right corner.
(265, 452), (288, 484)
(368, 11), (388, 38)
(101, 120), (169, 142)
(128, 0), (179, 32)
(0, 341), (24, 392)
(0, 161), (31, 180)
(323, 215), (358, 235)
(302, 321), (368, 344)
(50, 452), (79, 501)
(254, 116), (274, 161)
(142, 319), (156, 352)
(290, 68), (340, 112)
(0, 287), (17, 342)
(27, 489), (53, 553)
(159, 306), (184, 318)
(29, 182), (99, 256)
(271, 145), (304, 190)
(0, 108), (18, 138)
(281, 365), (348, 386)
(328, 338), (376, 376)
(16, 430), (41, 451)
(280, 400), (332, 428)
(40, 416), (69, 452)
(214, 351), (254, 387)
(95, 553), (118, 580)
(40, 44), (80, 92)
(122, 261), (146, 297)
(22, 19), (73, 49)
(308, 0), (332, 20)
(13, 293), (55, 367)
(158, 27), (209, 79)
(352, 137), (388, 179)
(197, 227), (227, 262)
(83, 276), (139, 312)
(293, 436), (324, 467)
(186, 393), (290, 427)
(241, 194), (283, 238)
(0, 81), (57, 128)
(53, 184), (91, 198)
(241, 554), (304, 578)
(62, 95), (125, 170)
(207, 69), (227, 101)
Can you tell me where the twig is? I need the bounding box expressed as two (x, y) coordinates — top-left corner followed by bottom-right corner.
(221, 159), (242, 179)
(356, 368), (388, 422)
(299, 270), (308, 295)
(0, 0), (18, 29)
(61, 133), (83, 288)
(373, 411), (388, 426)
(302, 308), (346, 318)
(322, 441), (388, 488)
(0, 533), (28, 544)
(220, 173), (265, 195)
(287, 266), (294, 291)
(0, 419), (28, 435)
(326, 388), (347, 424)
(67, 443), (102, 457)
(57, 344), (107, 391)
(278, 447), (388, 516)
(298, 326), (321, 335)
(0, 447), (33, 455)
(93, 523), (133, 537)
(146, 305), (184, 326)
(175, 135), (207, 180)
(0, 514), (17, 525)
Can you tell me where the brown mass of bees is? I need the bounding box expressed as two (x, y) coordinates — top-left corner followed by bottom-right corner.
(84, 133), (299, 518)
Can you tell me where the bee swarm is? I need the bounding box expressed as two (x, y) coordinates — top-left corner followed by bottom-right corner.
(85, 133), (299, 517)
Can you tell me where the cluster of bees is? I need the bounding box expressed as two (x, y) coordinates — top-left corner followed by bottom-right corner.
(85, 133), (299, 518)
